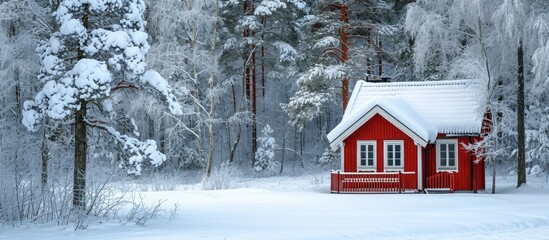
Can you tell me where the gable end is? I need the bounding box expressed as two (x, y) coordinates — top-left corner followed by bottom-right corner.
(329, 105), (429, 149)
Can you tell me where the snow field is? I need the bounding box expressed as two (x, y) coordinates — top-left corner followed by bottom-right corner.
(1, 175), (549, 240)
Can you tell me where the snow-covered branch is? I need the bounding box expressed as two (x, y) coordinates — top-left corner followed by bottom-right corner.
(85, 119), (166, 175)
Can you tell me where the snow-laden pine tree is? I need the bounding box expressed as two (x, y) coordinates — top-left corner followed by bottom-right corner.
(254, 124), (279, 173)
(22, 0), (183, 208)
(219, 0), (306, 167)
(283, 0), (395, 130)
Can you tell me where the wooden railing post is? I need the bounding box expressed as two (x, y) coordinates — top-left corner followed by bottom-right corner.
(398, 171), (402, 193)
(337, 171), (341, 193)
(450, 172), (455, 193)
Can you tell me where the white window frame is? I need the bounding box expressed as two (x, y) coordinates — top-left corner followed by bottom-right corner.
(384, 140), (404, 171)
(357, 140), (376, 171)
(436, 139), (459, 172)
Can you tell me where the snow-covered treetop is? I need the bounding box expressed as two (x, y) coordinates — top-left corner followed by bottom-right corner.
(56, 0), (146, 31)
(22, 0), (183, 175)
(27, 0), (182, 131)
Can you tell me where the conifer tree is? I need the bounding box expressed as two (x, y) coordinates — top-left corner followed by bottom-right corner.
(22, 0), (183, 208)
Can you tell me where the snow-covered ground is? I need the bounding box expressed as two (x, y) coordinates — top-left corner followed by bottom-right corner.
(1, 175), (549, 240)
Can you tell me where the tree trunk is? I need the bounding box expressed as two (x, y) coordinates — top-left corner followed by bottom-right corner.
(340, 4), (349, 111)
(251, 41), (257, 163)
(366, 30), (371, 76)
(41, 133), (49, 189)
(261, 16), (266, 99)
(492, 158), (496, 194)
(206, 0), (219, 177)
(517, 40), (526, 188)
(72, 11), (89, 210)
(228, 123), (241, 164)
(159, 117), (165, 153)
(73, 101), (87, 209)
(377, 36), (382, 77)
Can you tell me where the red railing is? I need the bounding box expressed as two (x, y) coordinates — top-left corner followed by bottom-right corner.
(331, 171), (417, 193)
(425, 171), (455, 192)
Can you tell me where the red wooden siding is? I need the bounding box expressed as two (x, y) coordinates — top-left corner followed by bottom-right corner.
(424, 137), (485, 191)
(472, 137), (486, 191)
(343, 113), (418, 189)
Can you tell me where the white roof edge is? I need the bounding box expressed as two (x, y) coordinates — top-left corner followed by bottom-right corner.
(359, 79), (482, 87)
(328, 105), (430, 149)
(342, 80), (365, 120)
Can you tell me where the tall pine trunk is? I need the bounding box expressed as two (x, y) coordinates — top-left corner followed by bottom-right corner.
(41, 133), (49, 189)
(340, 4), (349, 111)
(73, 12), (89, 209)
(73, 101), (87, 209)
(517, 40), (526, 188)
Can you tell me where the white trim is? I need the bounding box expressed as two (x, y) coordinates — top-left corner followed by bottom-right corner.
(436, 139), (459, 172)
(383, 140), (404, 171)
(417, 144), (423, 190)
(342, 81), (364, 120)
(329, 105), (428, 149)
(357, 140), (376, 171)
(340, 142), (345, 171)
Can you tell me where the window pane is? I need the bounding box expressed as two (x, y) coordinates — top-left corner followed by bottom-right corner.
(395, 152), (401, 160)
(448, 143), (456, 166)
(388, 152), (393, 160)
(368, 145), (374, 152)
(361, 145), (366, 151)
(388, 159), (393, 166)
(395, 145), (401, 152)
(440, 144), (447, 167)
(388, 145), (393, 152)
(368, 159), (374, 166)
(448, 152), (456, 166)
(440, 144), (447, 166)
(361, 152), (366, 159)
(361, 160), (366, 166)
(368, 152), (373, 159)
(395, 159), (401, 166)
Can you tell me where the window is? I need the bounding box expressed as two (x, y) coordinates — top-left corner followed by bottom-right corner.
(357, 141), (376, 170)
(437, 139), (458, 171)
(384, 141), (404, 170)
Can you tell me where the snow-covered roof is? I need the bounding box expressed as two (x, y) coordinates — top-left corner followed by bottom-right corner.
(327, 79), (487, 148)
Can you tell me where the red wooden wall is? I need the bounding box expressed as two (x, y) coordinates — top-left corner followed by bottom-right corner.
(341, 113), (486, 192)
(424, 136), (485, 191)
(343, 114), (418, 189)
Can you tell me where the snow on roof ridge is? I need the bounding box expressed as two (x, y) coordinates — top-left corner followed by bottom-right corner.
(359, 79), (481, 86)
(328, 97), (438, 148)
(334, 79), (487, 145)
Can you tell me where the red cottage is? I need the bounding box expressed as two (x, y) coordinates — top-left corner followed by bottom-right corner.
(327, 79), (487, 193)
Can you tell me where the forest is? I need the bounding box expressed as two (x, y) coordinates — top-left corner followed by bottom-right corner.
(0, 0), (548, 227)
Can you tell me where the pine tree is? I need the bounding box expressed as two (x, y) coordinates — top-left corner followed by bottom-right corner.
(283, 0), (395, 130)
(220, 0), (305, 166)
(22, 0), (183, 209)
(254, 124), (279, 173)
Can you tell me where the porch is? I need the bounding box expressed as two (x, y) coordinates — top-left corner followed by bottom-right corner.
(330, 171), (457, 193)
(330, 171), (417, 193)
